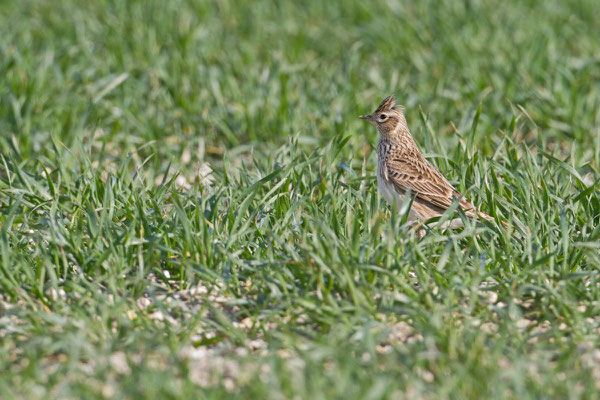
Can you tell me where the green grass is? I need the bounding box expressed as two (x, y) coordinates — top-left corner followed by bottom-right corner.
(1, 0), (600, 398)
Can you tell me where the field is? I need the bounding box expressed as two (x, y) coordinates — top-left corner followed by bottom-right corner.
(1, 0), (600, 398)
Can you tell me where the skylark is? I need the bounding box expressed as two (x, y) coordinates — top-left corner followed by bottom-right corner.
(360, 95), (502, 229)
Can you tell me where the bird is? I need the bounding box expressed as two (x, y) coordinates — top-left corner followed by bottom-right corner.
(359, 95), (503, 230)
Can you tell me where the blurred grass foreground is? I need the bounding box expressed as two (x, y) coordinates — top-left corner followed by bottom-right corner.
(1, 0), (600, 399)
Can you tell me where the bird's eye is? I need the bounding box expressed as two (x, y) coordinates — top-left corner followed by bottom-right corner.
(379, 114), (387, 120)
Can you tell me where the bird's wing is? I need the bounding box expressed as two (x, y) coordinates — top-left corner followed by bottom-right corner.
(385, 151), (475, 212)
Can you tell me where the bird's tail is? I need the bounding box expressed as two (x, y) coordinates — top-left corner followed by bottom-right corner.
(476, 210), (510, 230)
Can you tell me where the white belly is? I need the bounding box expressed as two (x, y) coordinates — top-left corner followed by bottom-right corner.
(377, 163), (420, 221)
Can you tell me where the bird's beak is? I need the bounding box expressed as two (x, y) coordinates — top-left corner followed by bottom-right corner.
(359, 114), (372, 121)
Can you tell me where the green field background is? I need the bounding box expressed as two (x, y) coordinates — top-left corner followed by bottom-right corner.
(1, 0), (600, 398)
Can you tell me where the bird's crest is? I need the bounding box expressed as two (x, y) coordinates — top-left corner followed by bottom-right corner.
(375, 95), (404, 114)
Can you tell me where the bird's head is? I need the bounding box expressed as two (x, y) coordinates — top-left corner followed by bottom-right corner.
(359, 95), (407, 137)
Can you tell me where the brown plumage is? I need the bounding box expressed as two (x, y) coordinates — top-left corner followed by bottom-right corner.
(360, 95), (500, 227)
